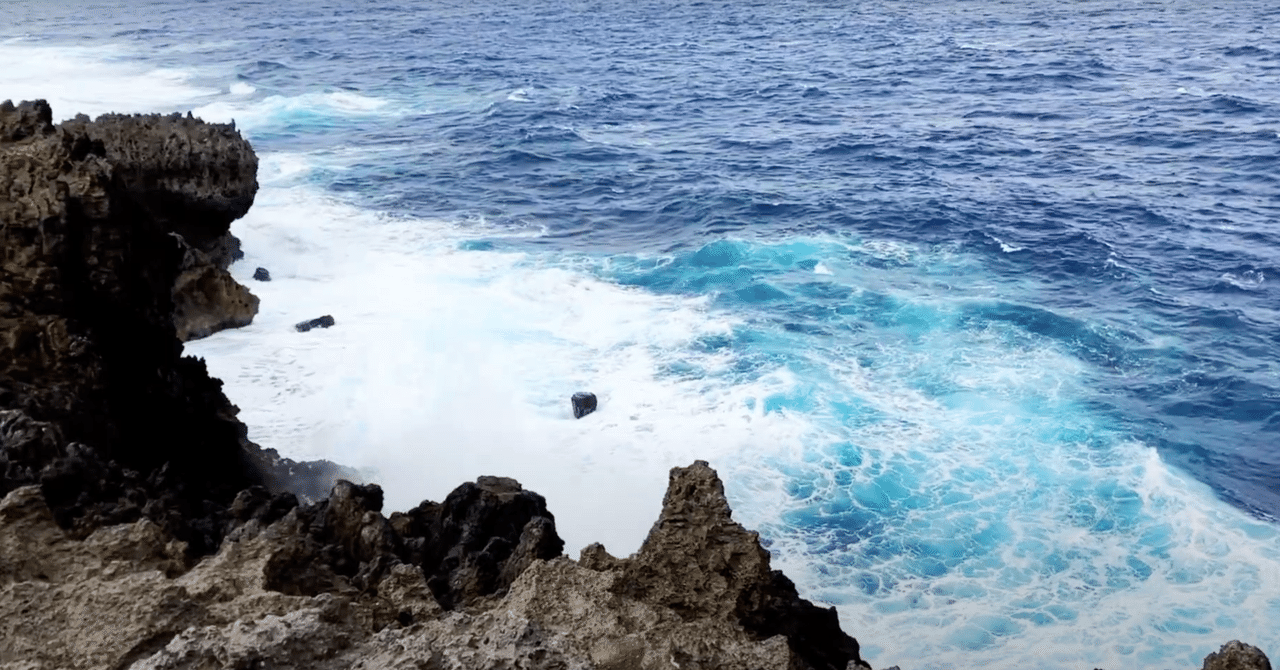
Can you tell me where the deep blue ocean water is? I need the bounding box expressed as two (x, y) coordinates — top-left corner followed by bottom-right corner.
(4, 1), (1279, 667)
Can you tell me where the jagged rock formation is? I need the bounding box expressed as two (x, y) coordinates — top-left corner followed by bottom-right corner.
(0, 99), (262, 556)
(1203, 641), (1273, 670)
(0, 462), (868, 670)
(585, 460), (865, 670)
(58, 107), (260, 342)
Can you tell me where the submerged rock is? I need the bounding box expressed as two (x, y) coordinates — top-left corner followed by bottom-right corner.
(571, 390), (598, 418)
(296, 315), (336, 332)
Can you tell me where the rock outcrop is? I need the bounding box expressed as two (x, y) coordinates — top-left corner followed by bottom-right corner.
(0, 462), (868, 670)
(1203, 641), (1273, 670)
(0, 100), (345, 559)
(58, 107), (260, 342)
(170, 232), (258, 342)
(591, 460), (865, 670)
(0, 99), (261, 556)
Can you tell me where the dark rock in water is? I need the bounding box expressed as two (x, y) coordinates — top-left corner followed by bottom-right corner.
(1203, 641), (1272, 670)
(296, 315), (336, 332)
(253, 267), (271, 281)
(571, 391), (598, 419)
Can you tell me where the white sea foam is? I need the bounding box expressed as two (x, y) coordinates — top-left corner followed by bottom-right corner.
(0, 42), (217, 118)
(718, 318), (1280, 669)
(194, 89), (393, 134)
(184, 153), (812, 556)
(988, 234), (1025, 253)
(1219, 270), (1265, 289)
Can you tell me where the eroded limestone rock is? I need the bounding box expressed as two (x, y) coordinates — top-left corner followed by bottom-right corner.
(0, 464), (868, 670)
(1203, 641), (1273, 670)
(172, 232), (259, 342)
(56, 108), (261, 342)
(1, 99), (261, 555)
(605, 460), (867, 670)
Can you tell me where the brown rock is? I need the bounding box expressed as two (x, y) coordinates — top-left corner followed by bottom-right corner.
(0, 98), (54, 141)
(171, 232), (259, 342)
(59, 109), (258, 250)
(613, 460), (869, 670)
(0, 99), (263, 555)
(0, 473), (843, 670)
(0, 486), (204, 669)
(1204, 641), (1273, 670)
(60, 106), (262, 342)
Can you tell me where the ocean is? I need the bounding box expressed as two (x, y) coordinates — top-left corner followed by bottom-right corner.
(3, 0), (1278, 667)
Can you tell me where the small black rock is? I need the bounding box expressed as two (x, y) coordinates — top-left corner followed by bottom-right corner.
(295, 315), (335, 332)
(253, 267), (271, 281)
(571, 392), (598, 419)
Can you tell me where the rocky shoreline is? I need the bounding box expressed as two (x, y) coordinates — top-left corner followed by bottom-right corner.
(0, 100), (1270, 669)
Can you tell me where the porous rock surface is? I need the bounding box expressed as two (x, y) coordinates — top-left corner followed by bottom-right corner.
(1, 99), (261, 556)
(0, 462), (867, 670)
(59, 106), (260, 341)
(590, 460), (866, 670)
(0, 99), (353, 555)
(1202, 641), (1273, 670)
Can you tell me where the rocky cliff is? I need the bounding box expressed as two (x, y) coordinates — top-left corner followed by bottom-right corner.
(0, 100), (1270, 670)
(1, 99), (262, 557)
(0, 462), (872, 670)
